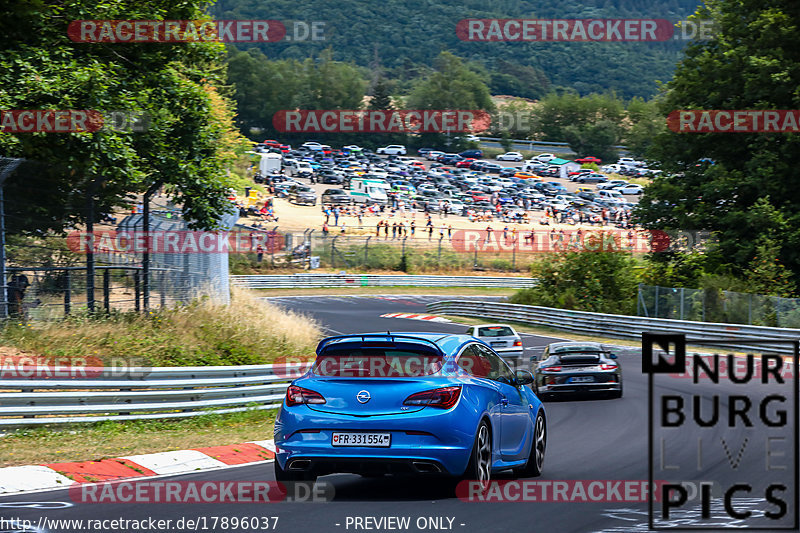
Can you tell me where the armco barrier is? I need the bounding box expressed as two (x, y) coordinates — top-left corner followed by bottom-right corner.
(426, 300), (800, 355)
(0, 362), (311, 427)
(230, 274), (537, 289)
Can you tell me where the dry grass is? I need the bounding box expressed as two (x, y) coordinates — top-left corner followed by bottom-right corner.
(0, 409), (277, 467)
(1, 288), (322, 366)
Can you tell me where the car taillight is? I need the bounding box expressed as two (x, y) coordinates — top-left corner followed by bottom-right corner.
(403, 386), (461, 409)
(513, 340), (522, 347)
(285, 385), (326, 406)
(544, 366), (562, 372)
(600, 364), (618, 371)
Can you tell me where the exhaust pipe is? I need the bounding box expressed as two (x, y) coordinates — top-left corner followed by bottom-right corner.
(288, 459), (311, 470)
(412, 461), (441, 473)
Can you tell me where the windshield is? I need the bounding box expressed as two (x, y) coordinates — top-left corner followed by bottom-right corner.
(477, 326), (515, 337)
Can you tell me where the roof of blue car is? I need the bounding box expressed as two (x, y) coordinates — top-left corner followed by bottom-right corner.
(316, 332), (474, 356)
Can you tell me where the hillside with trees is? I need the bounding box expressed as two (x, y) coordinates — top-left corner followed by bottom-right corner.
(211, 0), (702, 100)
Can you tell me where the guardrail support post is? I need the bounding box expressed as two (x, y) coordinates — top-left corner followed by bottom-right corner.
(63, 270), (71, 316)
(134, 270), (141, 313)
(103, 268), (110, 313)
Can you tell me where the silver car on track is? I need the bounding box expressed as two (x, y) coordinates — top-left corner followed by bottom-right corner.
(465, 324), (524, 365)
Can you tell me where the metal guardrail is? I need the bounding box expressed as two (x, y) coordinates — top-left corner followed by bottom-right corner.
(230, 274), (537, 289)
(0, 363), (312, 427)
(476, 136), (628, 151)
(427, 300), (800, 355)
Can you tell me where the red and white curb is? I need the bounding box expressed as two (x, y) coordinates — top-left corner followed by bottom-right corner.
(0, 440), (275, 495)
(380, 312), (451, 323)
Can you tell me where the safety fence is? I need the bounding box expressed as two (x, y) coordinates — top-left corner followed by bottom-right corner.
(426, 300), (800, 355)
(638, 284), (800, 328)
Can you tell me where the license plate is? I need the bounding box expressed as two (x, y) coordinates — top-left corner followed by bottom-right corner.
(570, 376), (594, 383)
(331, 432), (391, 447)
(491, 341), (506, 347)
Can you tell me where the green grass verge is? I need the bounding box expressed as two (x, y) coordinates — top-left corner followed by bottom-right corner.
(0, 407), (277, 467)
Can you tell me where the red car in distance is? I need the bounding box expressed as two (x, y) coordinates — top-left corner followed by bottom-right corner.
(455, 159), (475, 168)
(574, 156), (602, 164)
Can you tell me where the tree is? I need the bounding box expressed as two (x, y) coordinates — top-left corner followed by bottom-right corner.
(368, 77), (393, 110)
(625, 96), (665, 158)
(406, 52), (495, 149)
(0, 0), (243, 233)
(563, 120), (619, 161)
(636, 0), (800, 287)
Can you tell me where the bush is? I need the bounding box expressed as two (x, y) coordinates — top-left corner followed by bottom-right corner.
(509, 244), (638, 314)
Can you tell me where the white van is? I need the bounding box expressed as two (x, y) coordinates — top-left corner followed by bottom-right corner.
(349, 178), (389, 205)
(290, 160), (314, 176)
(258, 153), (282, 176)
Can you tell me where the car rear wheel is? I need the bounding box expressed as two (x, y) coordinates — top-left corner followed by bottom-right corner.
(610, 382), (623, 399)
(516, 411), (546, 477)
(462, 421), (492, 491)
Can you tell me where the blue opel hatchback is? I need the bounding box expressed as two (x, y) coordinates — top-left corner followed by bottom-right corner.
(274, 333), (546, 487)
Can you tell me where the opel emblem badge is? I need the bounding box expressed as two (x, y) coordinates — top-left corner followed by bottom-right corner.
(356, 390), (371, 404)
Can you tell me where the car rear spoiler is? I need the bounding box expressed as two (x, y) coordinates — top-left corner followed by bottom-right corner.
(315, 334), (446, 357)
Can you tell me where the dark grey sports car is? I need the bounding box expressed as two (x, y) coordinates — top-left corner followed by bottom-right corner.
(532, 342), (622, 399)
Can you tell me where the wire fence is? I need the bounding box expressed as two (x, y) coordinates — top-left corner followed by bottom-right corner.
(637, 284), (800, 328)
(230, 230), (531, 273)
(7, 208), (240, 321)
(228, 225), (648, 274)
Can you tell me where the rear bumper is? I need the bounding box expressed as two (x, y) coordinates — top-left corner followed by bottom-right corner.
(539, 382), (621, 394)
(274, 404), (476, 476)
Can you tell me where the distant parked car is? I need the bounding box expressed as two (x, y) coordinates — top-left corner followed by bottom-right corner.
(497, 152), (523, 162)
(615, 184), (644, 195)
(574, 156), (602, 164)
(459, 149), (483, 159)
(376, 145), (407, 155)
(576, 173), (609, 183)
(321, 189), (351, 205)
(532, 153), (556, 162)
(597, 180), (629, 190)
(417, 147), (436, 156)
(288, 184), (317, 205)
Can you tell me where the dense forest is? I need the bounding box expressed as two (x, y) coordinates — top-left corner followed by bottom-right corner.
(211, 0), (702, 99)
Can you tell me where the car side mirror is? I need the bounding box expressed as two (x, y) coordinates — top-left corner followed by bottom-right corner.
(609, 353), (618, 359)
(515, 370), (534, 386)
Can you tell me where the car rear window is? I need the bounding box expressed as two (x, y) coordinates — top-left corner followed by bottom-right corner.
(477, 326), (514, 337)
(313, 348), (444, 378)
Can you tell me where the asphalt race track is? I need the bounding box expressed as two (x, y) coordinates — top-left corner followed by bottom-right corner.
(1, 295), (796, 533)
